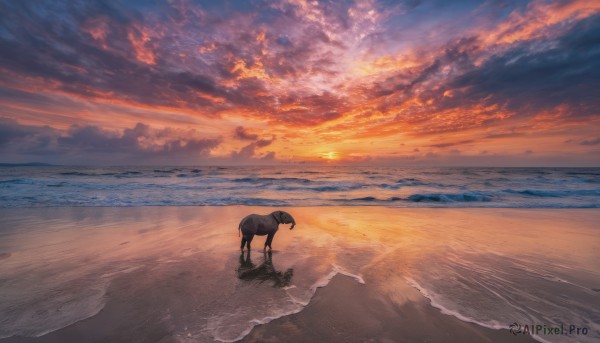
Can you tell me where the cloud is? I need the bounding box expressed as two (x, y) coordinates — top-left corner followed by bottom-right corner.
(230, 143), (257, 159)
(0, 119), (221, 164)
(580, 138), (600, 145)
(255, 137), (275, 147)
(261, 151), (276, 161)
(0, 118), (59, 154)
(2, 0), (596, 129)
(230, 137), (275, 160)
(359, 150), (600, 167)
(362, 11), (600, 136)
(0, 1), (233, 114)
(484, 132), (526, 139)
(428, 140), (474, 148)
(57, 123), (221, 156)
(230, 125), (276, 160)
(446, 13), (600, 118)
(234, 126), (258, 140)
(0, 0), (361, 127)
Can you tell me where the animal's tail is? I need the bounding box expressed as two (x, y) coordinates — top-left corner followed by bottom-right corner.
(238, 223), (241, 237)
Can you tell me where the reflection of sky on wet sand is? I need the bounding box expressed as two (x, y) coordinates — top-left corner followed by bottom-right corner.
(237, 251), (293, 288)
(0, 207), (598, 342)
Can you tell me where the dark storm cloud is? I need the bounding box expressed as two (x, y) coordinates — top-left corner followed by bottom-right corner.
(0, 1), (233, 113)
(255, 137), (275, 148)
(0, 118), (58, 154)
(260, 151), (276, 160)
(0, 118), (221, 161)
(230, 144), (256, 159)
(484, 132), (526, 139)
(59, 123), (221, 156)
(446, 14), (600, 117)
(428, 140), (474, 148)
(580, 138), (600, 146)
(234, 126), (258, 140)
(372, 36), (478, 103)
(230, 136), (275, 159)
(0, 0), (361, 128)
(364, 10), (600, 137)
(262, 26), (341, 79)
(275, 92), (346, 125)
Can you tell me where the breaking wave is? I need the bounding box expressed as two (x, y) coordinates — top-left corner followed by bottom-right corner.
(1, 166), (599, 208)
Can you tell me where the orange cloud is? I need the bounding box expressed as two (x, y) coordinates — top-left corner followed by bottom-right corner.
(127, 25), (156, 65)
(482, 0), (600, 46)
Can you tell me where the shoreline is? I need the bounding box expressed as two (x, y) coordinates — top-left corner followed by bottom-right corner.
(0, 272), (538, 343)
(241, 274), (538, 343)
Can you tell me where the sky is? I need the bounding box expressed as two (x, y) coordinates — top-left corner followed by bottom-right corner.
(0, 0), (599, 166)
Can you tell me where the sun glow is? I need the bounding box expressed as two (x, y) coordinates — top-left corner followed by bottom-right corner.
(320, 151), (338, 161)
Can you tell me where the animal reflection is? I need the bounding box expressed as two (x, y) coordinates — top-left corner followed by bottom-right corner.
(237, 250), (293, 288)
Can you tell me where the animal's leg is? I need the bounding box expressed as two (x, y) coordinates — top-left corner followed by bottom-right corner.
(246, 235), (254, 250)
(265, 232), (275, 250)
(240, 236), (247, 251)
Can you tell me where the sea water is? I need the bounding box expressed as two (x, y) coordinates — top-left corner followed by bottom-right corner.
(1, 166), (599, 208)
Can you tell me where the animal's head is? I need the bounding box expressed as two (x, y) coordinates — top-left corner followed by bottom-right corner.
(275, 211), (296, 229)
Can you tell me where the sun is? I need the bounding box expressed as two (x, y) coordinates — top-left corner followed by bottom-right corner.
(320, 151), (338, 161)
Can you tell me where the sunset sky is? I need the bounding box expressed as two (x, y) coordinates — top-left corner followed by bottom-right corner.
(0, 0), (599, 166)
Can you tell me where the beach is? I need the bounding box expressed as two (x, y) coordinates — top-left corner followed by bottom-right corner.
(241, 275), (536, 343)
(0, 206), (598, 342)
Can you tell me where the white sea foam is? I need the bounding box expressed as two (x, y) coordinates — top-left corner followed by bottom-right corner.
(331, 265), (366, 284)
(403, 277), (582, 343)
(404, 277), (506, 330)
(209, 265), (366, 342)
(2, 166), (599, 208)
(0, 280), (109, 339)
(100, 266), (140, 278)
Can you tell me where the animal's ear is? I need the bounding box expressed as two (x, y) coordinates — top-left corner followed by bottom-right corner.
(275, 211), (283, 223)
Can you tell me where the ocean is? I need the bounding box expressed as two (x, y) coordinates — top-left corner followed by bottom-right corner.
(1, 166), (599, 208)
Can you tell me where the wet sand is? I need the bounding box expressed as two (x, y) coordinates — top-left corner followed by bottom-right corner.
(1, 273), (536, 343)
(0, 207), (598, 342)
(1, 265), (180, 343)
(242, 275), (536, 343)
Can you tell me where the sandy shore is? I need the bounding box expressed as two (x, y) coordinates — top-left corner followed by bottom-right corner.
(242, 274), (536, 343)
(3, 274), (537, 343)
(0, 207), (598, 342)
